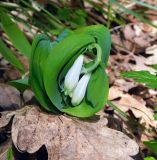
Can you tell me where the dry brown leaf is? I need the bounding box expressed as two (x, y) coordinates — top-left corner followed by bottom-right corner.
(109, 86), (123, 100)
(0, 83), (21, 110)
(3, 67), (21, 80)
(111, 34), (134, 52)
(113, 22), (157, 54)
(123, 24), (151, 49)
(123, 25), (135, 41)
(0, 111), (14, 129)
(112, 94), (157, 128)
(145, 45), (157, 65)
(130, 55), (156, 74)
(0, 106), (30, 129)
(12, 106), (139, 160)
(114, 79), (135, 92)
(108, 86), (156, 128)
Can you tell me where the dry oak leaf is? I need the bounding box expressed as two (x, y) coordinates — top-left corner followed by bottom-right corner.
(112, 94), (157, 128)
(0, 83), (21, 109)
(0, 106), (30, 129)
(0, 111), (14, 129)
(108, 86), (123, 100)
(12, 106), (139, 160)
(145, 44), (157, 65)
(130, 55), (156, 74)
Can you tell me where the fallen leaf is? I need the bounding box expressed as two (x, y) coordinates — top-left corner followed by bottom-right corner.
(130, 55), (156, 74)
(111, 33), (134, 52)
(109, 86), (123, 100)
(145, 45), (157, 65)
(114, 79), (135, 92)
(133, 24), (142, 37)
(12, 106), (139, 160)
(134, 37), (150, 48)
(0, 83), (21, 111)
(124, 25), (135, 41)
(3, 67), (21, 80)
(123, 24), (151, 49)
(0, 106), (30, 129)
(112, 94), (157, 128)
(0, 111), (14, 129)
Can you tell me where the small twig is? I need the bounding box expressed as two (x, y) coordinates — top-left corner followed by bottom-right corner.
(22, 71), (29, 79)
(20, 92), (25, 107)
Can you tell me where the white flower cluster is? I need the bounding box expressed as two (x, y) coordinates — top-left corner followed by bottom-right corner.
(64, 55), (91, 106)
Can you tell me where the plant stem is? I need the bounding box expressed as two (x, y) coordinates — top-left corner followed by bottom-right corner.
(81, 43), (102, 74)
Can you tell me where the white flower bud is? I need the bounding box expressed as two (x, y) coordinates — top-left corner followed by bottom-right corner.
(64, 55), (84, 96)
(71, 73), (91, 106)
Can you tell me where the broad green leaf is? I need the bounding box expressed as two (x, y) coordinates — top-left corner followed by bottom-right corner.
(87, 65), (108, 108)
(74, 25), (111, 67)
(122, 71), (157, 89)
(144, 157), (156, 160)
(8, 78), (29, 93)
(152, 64), (157, 71)
(30, 35), (58, 112)
(0, 11), (31, 58)
(144, 140), (157, 155)
(0, 38), (25, 73)
(7, 147), (13, 160)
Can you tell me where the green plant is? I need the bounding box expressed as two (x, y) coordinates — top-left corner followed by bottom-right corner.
(7, 147), (13, 160)
(30, 25), (111, 117)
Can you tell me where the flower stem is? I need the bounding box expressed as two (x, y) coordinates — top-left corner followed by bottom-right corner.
(81, 43), (102, 74)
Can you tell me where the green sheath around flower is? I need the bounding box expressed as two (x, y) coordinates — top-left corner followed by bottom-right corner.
(29, 25), (111, 117)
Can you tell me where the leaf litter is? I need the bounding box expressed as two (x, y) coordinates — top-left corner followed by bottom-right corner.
(12, 106), (139, 160)
(1, 0), (157, 159)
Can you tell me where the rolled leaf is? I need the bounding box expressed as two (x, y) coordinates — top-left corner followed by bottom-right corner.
(30, 25), (111, 117)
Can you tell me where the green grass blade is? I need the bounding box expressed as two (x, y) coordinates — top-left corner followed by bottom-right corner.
(110, 0), (157, 28)
(131, 0), (157, 11)
(0, 11), (31, 58)
(7, 147), (13, 160)
(0, 38), (25, 73)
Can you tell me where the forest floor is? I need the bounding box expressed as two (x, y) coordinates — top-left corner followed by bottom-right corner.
(0, 0), (157, 160)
